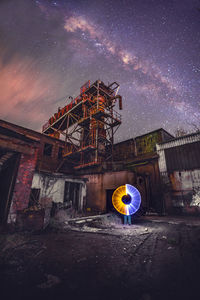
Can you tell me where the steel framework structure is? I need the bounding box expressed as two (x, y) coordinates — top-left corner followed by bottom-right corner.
(42, 80), (122, 169)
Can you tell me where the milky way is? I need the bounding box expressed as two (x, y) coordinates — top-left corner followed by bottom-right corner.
(0, 0), (199, 141)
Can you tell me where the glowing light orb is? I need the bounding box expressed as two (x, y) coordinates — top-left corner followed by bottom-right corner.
(112, 184), (141, 215)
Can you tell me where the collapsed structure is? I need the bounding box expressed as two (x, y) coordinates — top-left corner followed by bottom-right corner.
(0, 79), (200, 228)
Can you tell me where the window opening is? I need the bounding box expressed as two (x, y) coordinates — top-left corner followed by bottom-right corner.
(29, 188), (40, 207)
(43, 143), (53, 156)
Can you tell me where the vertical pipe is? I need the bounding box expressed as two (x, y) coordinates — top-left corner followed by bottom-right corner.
(111, 106), (114, 168)
(95, 81), (100, 163)
(97, 80), (100, 110)
(65, 114), (70, 154)
(134, 138), (137, 157)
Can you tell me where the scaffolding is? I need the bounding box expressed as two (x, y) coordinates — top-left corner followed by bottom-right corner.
(42, 80), (122, 169)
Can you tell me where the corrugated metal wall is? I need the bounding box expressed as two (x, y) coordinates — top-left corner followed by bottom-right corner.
(165, 141), (200, 172)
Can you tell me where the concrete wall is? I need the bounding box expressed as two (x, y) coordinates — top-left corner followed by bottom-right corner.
(157, 132), (200, 214)
(169, 170), (200, 213)
(82, 163), (162, 213)
(113, 139), (135, 161)
(131, 160), (161, 212)
(32, 173), (65, 207)
(31, 172), (86, 217)
(82, 170), (136, 212)
(31, 172), (87, 225)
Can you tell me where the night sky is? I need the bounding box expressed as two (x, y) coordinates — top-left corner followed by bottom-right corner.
(0, 0), (199, 142)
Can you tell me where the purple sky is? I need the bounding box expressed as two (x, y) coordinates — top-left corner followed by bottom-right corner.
(0, 0), (199, 142)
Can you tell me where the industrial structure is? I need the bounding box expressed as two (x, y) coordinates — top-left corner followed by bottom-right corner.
(42, 80), (122, 169)
(1, 80), (200, 228)
(157, 131), (200, 214)
(0, 119), (86, 227)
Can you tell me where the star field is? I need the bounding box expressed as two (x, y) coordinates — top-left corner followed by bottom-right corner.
(0, 0), (199, 142)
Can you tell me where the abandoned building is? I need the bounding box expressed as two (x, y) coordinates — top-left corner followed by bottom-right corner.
(0, 119), (86, 228)
(157, 131), (200, 214)
(41, 80), (175, 214)
(0, 79), (200, 228)
(0, 123), (39, 225)
(80, 128), (174, 214)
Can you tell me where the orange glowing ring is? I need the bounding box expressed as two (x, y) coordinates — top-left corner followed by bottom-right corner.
(112, 184), (141, 215)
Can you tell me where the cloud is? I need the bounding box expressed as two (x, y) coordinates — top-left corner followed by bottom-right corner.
(0, 51), (58, 130)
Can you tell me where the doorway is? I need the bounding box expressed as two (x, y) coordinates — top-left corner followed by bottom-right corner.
(64, 181), (81, 211)
(0, 151), (20, 224)
(29, 188), (40, 207)
(106, 189), (115, 212)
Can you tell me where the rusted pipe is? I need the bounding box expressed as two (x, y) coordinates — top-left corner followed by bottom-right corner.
(115, 95), (122, 110)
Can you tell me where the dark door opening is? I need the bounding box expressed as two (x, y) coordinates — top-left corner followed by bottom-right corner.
(64, 181), (80, 210)
(29, 188), (40, 207)
(106, 189), (115, 212)
(0, 152), (20, 224)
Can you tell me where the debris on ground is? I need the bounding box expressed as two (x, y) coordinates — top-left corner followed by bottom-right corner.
(37, 274), (61, 289)
(1, 215), (200, 300)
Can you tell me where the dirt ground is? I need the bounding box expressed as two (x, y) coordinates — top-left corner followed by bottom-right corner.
(0, 217), (200, 300)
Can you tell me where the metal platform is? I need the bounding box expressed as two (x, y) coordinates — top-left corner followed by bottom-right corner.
(42, 80), (122, 170)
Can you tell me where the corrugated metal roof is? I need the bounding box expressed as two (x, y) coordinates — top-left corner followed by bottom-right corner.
(157, 132), (200, 150)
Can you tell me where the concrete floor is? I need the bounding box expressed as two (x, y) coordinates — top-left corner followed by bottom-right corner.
(0, 217), (200, 300)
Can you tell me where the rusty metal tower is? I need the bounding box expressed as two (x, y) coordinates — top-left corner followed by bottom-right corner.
(42, 80), (122, 169)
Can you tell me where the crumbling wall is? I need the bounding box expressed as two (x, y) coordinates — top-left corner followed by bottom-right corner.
(8, 149), (38, 223)
(82, 171), (136, 212)
(32, 173), (64, 205)
(31, 172), (86, 224)
(157, 132), (200, 214)
(169, 170), (200, 214)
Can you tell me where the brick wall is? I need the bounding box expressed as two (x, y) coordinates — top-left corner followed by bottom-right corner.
(0, 119), (68, 173)
(8, 148), (38, 222)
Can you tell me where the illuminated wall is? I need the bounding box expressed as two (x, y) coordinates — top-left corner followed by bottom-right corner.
(135, 129), (173, 156)
(135, 131), (162, 155)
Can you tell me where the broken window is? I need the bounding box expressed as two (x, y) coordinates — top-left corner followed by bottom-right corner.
(64, 182), (70, 203)
(29, 188), (40, 207)
(43, 143), (53, 156)
(138, 177), (143, 185)
(64, 181), (80, 210)
(58, 147), (63, 159)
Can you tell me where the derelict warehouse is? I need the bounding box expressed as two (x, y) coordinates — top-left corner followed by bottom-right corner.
(0, 80), (200, 228)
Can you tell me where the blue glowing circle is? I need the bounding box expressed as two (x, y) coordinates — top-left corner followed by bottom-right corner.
(112, 184), (141, 215)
